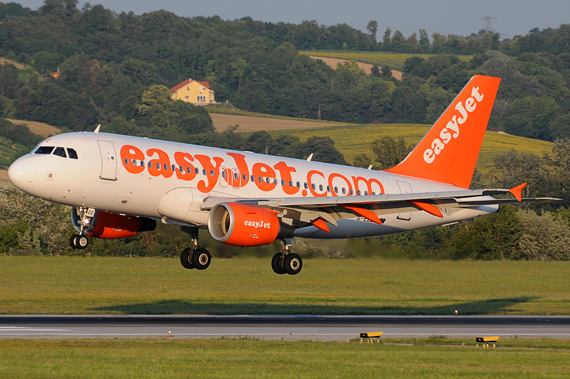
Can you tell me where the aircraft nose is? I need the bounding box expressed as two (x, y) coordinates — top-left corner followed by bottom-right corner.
(8, 156), (36, 192)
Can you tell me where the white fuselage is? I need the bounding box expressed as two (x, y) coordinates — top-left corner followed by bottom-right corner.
(8, 132), (498, 239)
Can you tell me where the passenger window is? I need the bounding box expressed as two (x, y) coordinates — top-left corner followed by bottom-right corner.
(164, 164), (169, 170)
(53, 147), (67, 158)
(202, 169), (206, 175)
(342, 188), (346, 195)
(289, 181), (293, 187)
(141, 161), (145, 168)
(281, 180), (285, 186)
(296, 181), (300, 188)
(67, 148), (78, 159)
(124, 158), (129, 165)
(221, 171), (226, 179)
(34, 146), (55, 155)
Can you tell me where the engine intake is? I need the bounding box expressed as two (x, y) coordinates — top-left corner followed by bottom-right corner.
(208, 202), (293, 247)
(71, 207), (156, 239)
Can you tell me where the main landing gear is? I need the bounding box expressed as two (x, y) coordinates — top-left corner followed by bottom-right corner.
(179, 227), (211, 271)
(271, 239), (302, 275)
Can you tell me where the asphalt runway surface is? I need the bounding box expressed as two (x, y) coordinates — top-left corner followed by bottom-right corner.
(1, 315), (569, 341)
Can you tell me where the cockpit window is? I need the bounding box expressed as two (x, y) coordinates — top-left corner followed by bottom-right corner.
(35, 146), (55, 155)
(53, 147), (67, 158)
(67, 148), (78, 159)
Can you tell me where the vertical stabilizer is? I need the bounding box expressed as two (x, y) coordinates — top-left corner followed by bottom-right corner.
(385, 75), (501, 188)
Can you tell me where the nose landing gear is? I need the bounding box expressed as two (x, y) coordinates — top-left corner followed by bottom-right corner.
(70, 207), (94, 249)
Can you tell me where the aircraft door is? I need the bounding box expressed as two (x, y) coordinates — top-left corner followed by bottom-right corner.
(397, 181), (412, 221)
(231, 169), (241, 189)
(97, 140), (117, 181)
(220, 166), (228, 188)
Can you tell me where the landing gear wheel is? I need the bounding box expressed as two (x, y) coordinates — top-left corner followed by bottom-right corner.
(271, 253), (286, 275)
(192, 248), (211, 270)
(70, 235), (78, 249)
(180, 248), (195, 269)
(283, 253), (302, 275)
(76, 235), (89, 249)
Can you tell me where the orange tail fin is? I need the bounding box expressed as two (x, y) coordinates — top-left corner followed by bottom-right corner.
(385, 75), (501, 188)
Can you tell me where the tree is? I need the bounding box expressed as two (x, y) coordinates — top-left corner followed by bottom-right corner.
(366, 20), (378, 44)
(371, 136), (412, 169)
(382, 27), (391, 51)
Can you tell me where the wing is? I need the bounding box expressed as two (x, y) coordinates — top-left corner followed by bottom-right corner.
(201, 183), (560, 231)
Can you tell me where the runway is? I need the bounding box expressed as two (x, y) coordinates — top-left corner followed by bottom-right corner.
(1, 315), (569, 341)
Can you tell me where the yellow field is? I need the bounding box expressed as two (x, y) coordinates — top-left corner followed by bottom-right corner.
(6, 119), (60, 138)
(300, 51), (472, 70)
(271, 123), (553, 168)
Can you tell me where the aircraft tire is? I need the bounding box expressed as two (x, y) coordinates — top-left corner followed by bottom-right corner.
(192, 248), (211, 270)
(180, 248), (194, 269)
(283, 253), (302, 275)
(271, 253), (286, 275)
(76, 235), (89, 249)
(69, 235), (78, 249)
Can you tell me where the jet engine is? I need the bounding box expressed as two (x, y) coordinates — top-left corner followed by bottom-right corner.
(208, 202), (294, 247)
(71, 207), (156, 239)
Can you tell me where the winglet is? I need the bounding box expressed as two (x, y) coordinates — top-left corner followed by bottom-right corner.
(94, 124), (101, 133)
(509, 183), (527, 202)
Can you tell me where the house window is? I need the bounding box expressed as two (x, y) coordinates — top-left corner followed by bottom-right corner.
(184, 95), (189, 100)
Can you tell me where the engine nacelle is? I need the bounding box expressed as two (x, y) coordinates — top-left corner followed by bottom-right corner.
(71, 207), (156, 239)
(208, 202), (294, 247)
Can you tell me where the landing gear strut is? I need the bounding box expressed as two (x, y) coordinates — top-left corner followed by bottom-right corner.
(70, 207), (94, 249)
(271, 239), (302, 275)
(180, 226), (211, 271)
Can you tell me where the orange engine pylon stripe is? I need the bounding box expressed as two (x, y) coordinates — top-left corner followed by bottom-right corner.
(408, 201), (443, 218)
(341, 205), (383, 225)
(312, 218), (330, 233)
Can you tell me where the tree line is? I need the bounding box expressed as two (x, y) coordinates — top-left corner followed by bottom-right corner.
(0, 1), (569, 143)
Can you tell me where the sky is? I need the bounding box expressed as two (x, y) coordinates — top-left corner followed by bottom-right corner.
(13, 0), (570, 39)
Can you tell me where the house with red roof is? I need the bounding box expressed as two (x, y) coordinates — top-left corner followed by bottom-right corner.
(169, 79), (215, 105)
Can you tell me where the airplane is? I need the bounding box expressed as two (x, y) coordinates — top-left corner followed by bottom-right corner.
(7, 75), (556, 275)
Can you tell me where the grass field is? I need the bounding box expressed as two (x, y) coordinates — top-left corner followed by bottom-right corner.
(6, 118), (61, 138)
(0, 338), (569, 378)
(1, 256), (569, 315)
(271, 124), (554, 168)
(209, 112), (342, 132)
(299, 51), (472, 71)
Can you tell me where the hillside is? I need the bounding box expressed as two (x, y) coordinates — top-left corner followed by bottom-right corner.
(209, 113), (342, 132)
(6, 119), (60, 138)
(270, 123), (553, 170)
(300, 51), (472, 71)
(307, 56), (403, 80)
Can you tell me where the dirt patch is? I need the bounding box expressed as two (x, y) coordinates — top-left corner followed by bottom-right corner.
(0, 57), (25, 70)
(210, 113), (341, 132)
(6, 119), (60, 138)
(0, 169), (8, 181)
(309, 56), (403, 80)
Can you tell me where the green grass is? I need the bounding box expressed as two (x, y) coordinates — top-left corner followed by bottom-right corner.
(271, 123), (554, 169)
(0, 338), (569, 378)
(1, 256), (569, 315)
(299, 50), (473, 70)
